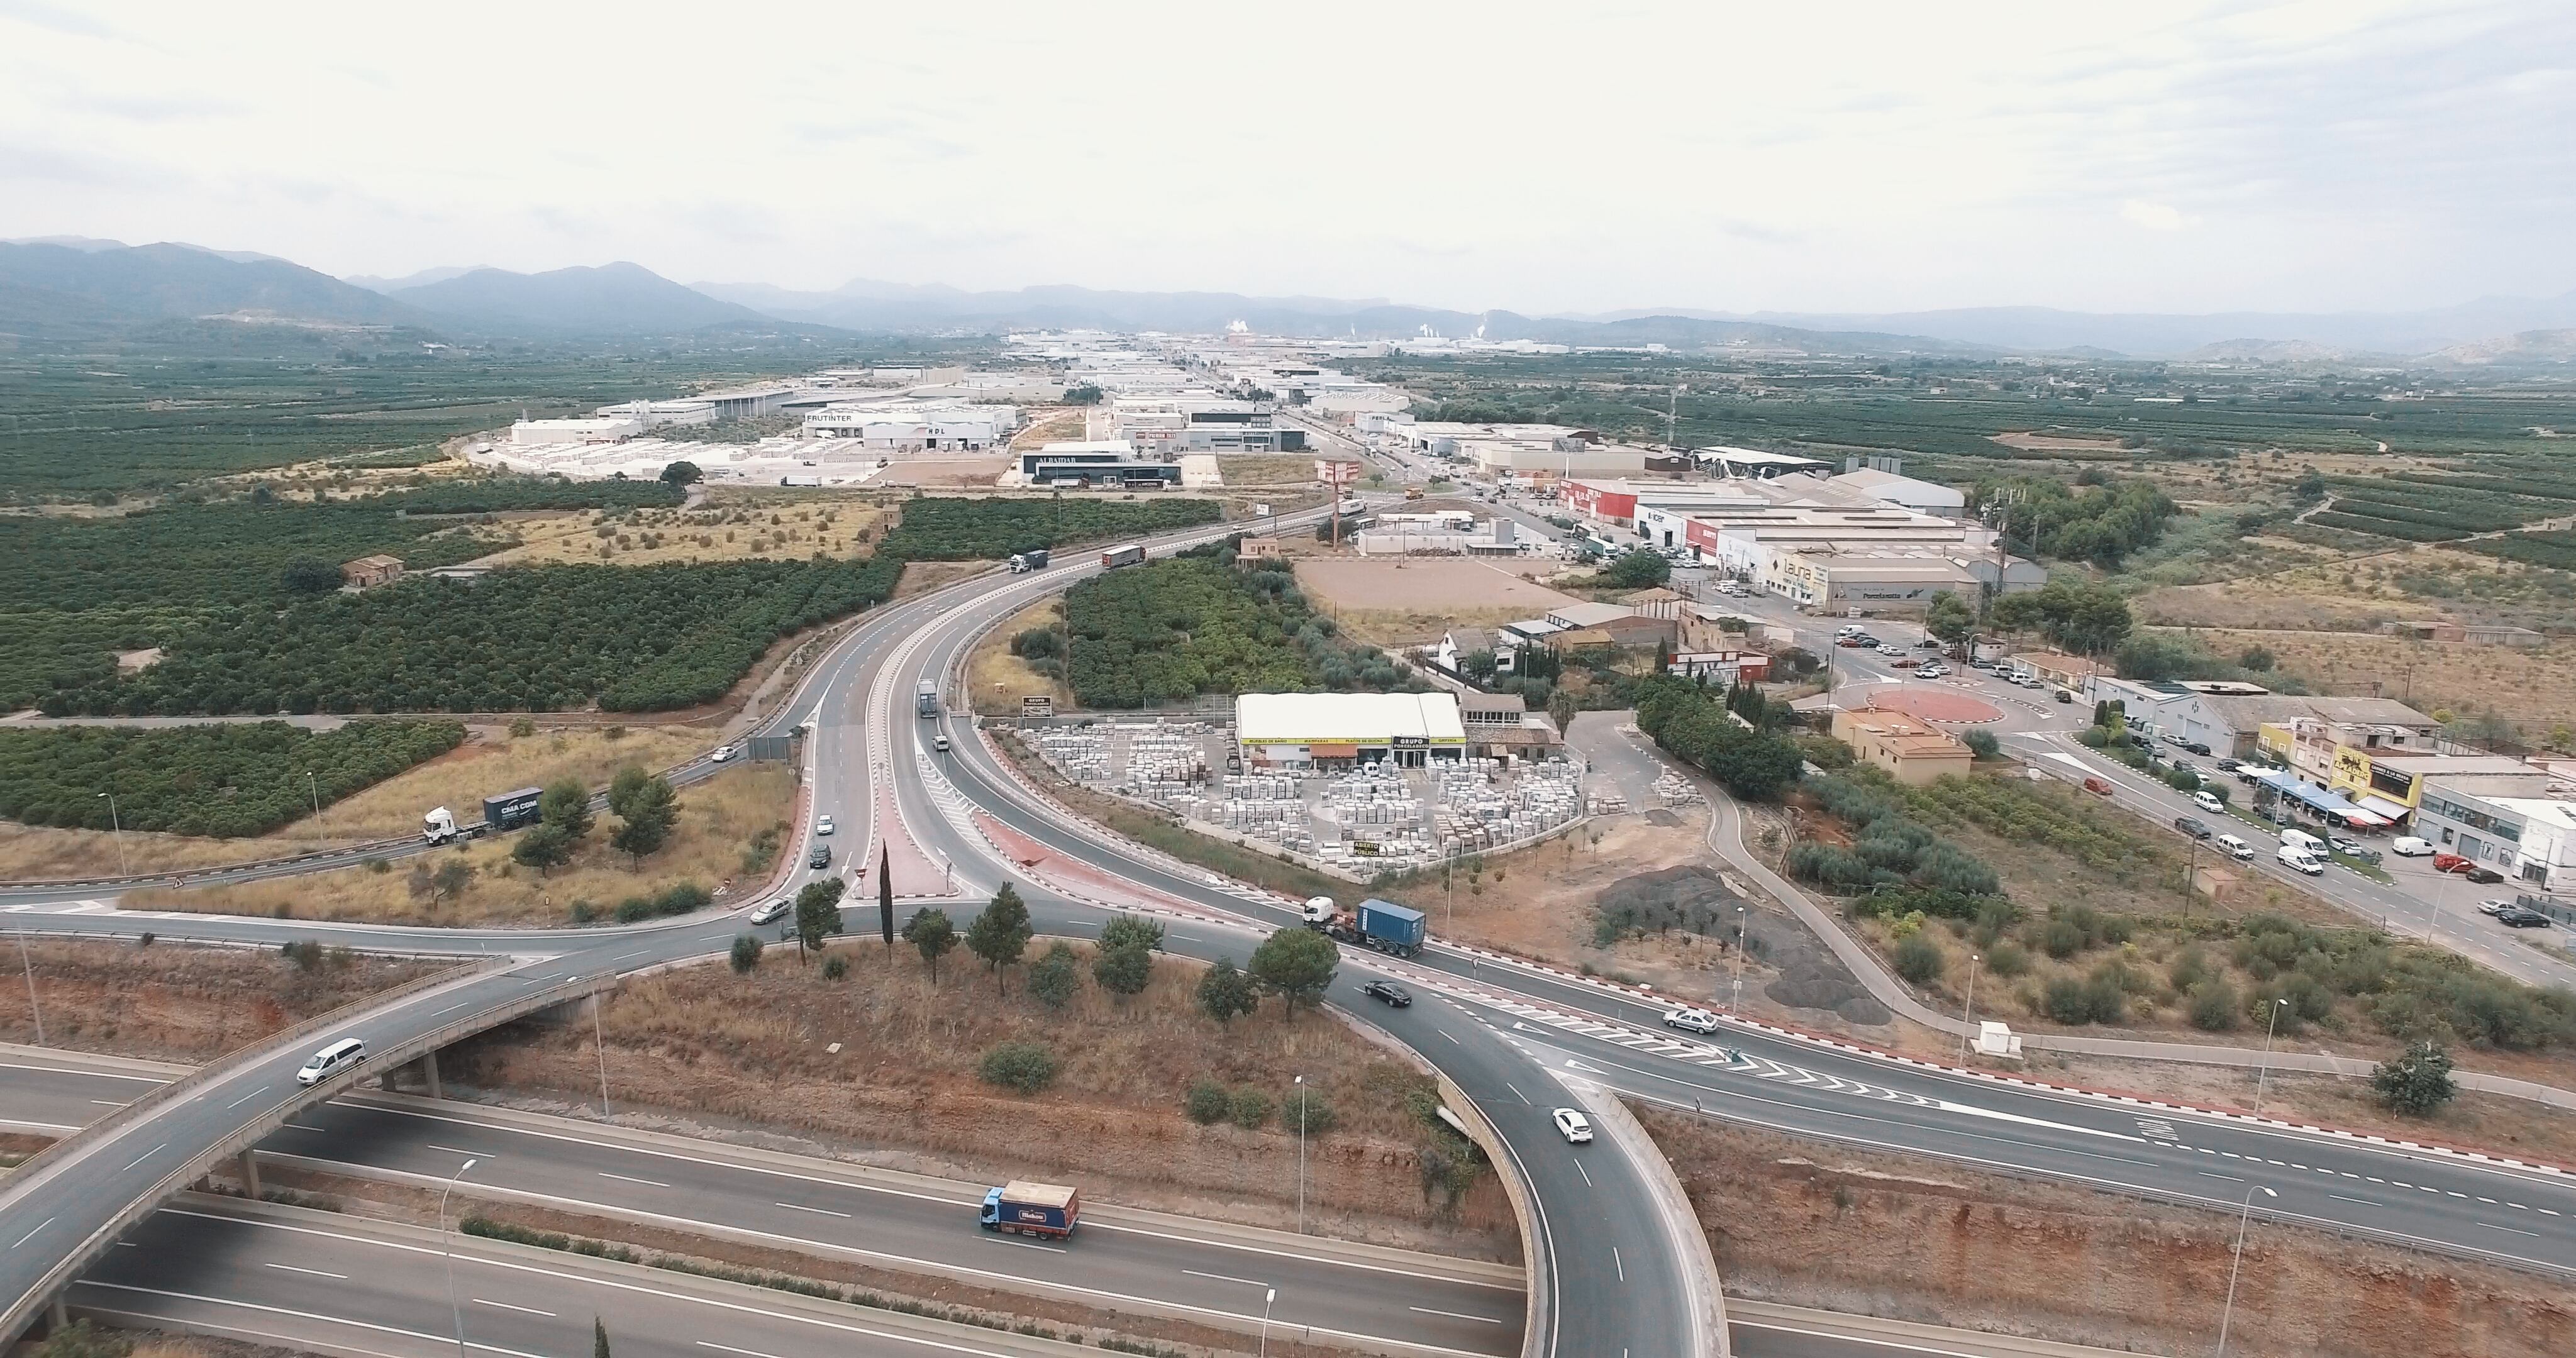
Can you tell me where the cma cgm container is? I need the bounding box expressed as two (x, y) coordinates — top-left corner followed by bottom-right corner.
(482, 787), (544, 832)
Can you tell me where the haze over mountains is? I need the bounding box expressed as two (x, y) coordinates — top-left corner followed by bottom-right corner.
(3, 235), (2570, 362)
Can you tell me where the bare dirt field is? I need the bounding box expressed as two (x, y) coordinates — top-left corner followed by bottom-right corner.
(123, 763), (794, 927)
(1218, 454), (1323, 487)
(2131, 623), (2576, 731)
(445, 938), (1513, 1254)
(1296, 557), (1577, 646)
(0, 725), (716, 882)
(963, 599), (1068, 716)
(867, 457), (1009, 489)
(0, 939), (448, 1061)
(1987, 430), (2129, 454)
(891, 558), (990, 600)
(1645, 1108), (2573, 1358)
(1009, 407), (1086, 448)
(472, 501), (883, 567)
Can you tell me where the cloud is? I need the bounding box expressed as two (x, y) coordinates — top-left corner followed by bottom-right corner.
(2121, 199), (2205, 232)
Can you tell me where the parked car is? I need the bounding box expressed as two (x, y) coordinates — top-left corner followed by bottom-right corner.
(2193, 790), (2224, 814)
(2215, 758), (2242, 773)
(2328, 836), (2365, 856)
(1915, 638), (1943, 649)
(1891, 657), (1920, 668)
(2174, 815), (2212, 840)
(2433, 853), (2472, 873)
(2054, 688), (2074, 703)
(1663, 1007), (1721, 1034)
(2391, 836), (2436, 856)
(1551, 1108), (1594, 1144)
(748, 897), (791, 925)
(2478, 898), (2513, 916)
(2466, 866), (2505, 884)
(2497, 906), (2554, 928)
(1361, 980), (1414, 1007)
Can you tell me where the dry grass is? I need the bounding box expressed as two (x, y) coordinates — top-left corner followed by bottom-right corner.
(964, 599), (1069, 715)
(1338, 604), (1537, 649)
(1218, 454), (1322, 486)
(892, 559), (989, 600)
(0, 938), (448, 1061)
(469, 500), (884, 567)
(446, 938), (1514, 1245)
(1293, 557), (1579, 615)
(2134, 624), (2576, 731)
(123, 763), (796, 926)
(0, 725), (715, 882)
(1009, 407), (1089, 448)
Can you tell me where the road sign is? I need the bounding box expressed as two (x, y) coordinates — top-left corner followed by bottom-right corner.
(1021, 695), (1054, 720)
(1316, 459), (1361, 487)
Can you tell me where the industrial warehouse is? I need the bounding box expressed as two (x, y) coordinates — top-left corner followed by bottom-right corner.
(1234, 692), (1470, 768)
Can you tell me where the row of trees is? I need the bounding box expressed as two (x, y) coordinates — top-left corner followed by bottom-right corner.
(508, 765), (679, 875)
(1629, 673), (1806, 802)
(1790, 768), (2005, 915)
(876, 495), (1219, 562)
(1989, 578), (2133, 656)
(1969, 475), (2178, 568)
(0, 720), (464, 839)
(1061, 555), (1412, 709)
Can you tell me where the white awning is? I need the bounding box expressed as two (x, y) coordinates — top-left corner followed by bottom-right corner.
(2357, 794), (2412, 822)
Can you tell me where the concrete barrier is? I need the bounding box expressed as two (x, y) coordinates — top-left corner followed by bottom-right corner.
(1579, 1087), (1729, 1357)
(1434, 1071), (1552, 1358)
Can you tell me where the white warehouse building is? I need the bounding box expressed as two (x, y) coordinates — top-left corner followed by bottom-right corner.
(1235, 692), (1467, 769)
(800, 403), (1017, 451)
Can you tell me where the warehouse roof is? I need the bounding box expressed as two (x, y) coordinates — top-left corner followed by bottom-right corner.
(1235, 692), (1467, 744)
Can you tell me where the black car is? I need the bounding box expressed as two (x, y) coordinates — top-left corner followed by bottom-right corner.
(2465, 866), (2505, 885)
(2216, 758), (2242, 773)
(2185, 742), (2213, 757)
(2497, 906), (2554, 929)
(2174, 815), (2212, 840)
(1362, 980), (1414, 1007)
(808, 842), (833, 869)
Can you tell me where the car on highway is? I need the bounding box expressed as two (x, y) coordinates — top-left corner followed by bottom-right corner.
(816, 814), (836, 836)
(2174, 815), (2212, 840)
(1663, 1007), (1721, 1034)
(294, 1037), (365, 1086)
(1360, 980), (1413, 1007)
(749, 897), (791, 925)
(2391, 836), (2435, 856)
(1551, 1108), (1594, 1144)
(932, 733), (950, 752)
(710, 744), (738, 763)
(2497, 906), (2554, 928)
(2478, 898), (2513, 916)
(2277, 846), (2325, 875)
(2193, 790), (2224, 814)
(808, 842), (832, 869)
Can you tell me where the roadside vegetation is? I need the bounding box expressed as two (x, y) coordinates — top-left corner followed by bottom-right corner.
(1061, 544), (1419, 707)
(0, 936), (448, 1060)
(0, 720), (464, 837)
(875, 494), (1219, 561)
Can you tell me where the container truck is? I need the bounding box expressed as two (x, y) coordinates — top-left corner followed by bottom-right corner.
(916, 678), (940, 717)
(1303, 896), (1428, 958)
(1008, 548), (1050, 573)
(482, 787), (544, 832)
(980, 1180), (1080, 1239)
(1099, 543), (1146, 570)
(422, 806), (465, 845)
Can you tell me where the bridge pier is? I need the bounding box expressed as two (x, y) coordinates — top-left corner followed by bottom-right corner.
(416, 1048), (443, 1099)
(238, 1150), (262, 1198)
(46, 1295), (65, 1331)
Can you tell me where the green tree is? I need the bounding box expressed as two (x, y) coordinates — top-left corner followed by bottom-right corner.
(794, 877), (847, 958)
(539, 778), (594, 841)
(1196, 956), (1260, 1024)
(1962, 729), (2000, 759)
(1097, 912), (1165, 954)
(1184, 1078), (1230, 1123)
(904, 906), (957, 983)
(608, 765), (652, 819)
(1924, 590), (1975, 644)
(1248, 926), (1339, 1019)
(511, 822), (573, 876)
(280, 557), (345, 595)
(1602, 549), (1670, 588)
(658, 460), (704, 487)
(1093, 940), (1153, 1000)
(1029, 941), (1082, 1010)
(1282, 1085), (1336, 1136)
(430, 858), (472, 907)
(729, 932), (763, 973)
(965, 884), (1035, 990)
(979, 1041), (1057, 1093)
(2372, 1041), (2457, 1115)
(608, 770), (677, 863)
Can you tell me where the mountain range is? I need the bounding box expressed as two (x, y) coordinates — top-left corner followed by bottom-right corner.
(5, 235), (2572, 361)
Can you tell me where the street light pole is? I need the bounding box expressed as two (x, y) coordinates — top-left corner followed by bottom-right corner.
(14, 927), (42, 1046)
(1728, 907), (1748, 1012)
(1957, 952), (1982, 1062)
(2253, 997), (2287, 1117)
(96, 792), (129, 876)
(2214, 1184), (2277, 1356)
(440, 1158), (480, 1358)
(1260, 1287), (1277, 1358)
(305, 771), (322, 835)
(1294, 1074), (1307, 1235)
(592, 990), (612, 1118)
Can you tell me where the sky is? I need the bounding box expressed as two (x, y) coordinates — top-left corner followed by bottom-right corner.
(4, 0), (2572, 317)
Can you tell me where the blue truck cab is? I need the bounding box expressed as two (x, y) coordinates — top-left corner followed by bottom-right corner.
(980, 1180), (1080, 1239)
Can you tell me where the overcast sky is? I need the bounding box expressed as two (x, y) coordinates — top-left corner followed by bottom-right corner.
(4, 0), (2571, 316)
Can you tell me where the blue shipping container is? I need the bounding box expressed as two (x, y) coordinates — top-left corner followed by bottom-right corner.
(1355, 898), (1428, 952)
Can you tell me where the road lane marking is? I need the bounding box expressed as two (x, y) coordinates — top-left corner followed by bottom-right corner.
(982, 1236), (1065, 1252)
(475, 1298), (557, 1317)
(1574, 1160), (1593, 1188)
(89, 1098), (126, 1106)
(264, 1262), (348, 1279)
(11, 1217), (55, 1248)
(122, 1142), (169, 1171)
(1504, 1082), (1531, 1105)
(1440, 1030), (1460, 1044)
(428, 1003), (472, 1018)
(2476, 1221), (2541, 1237)
(775, 1202), (852, 1218)
(1411, 1306), (1505, 1324)
(2331, 1194), (2375, 1206)
(1182, 1269), (1269, 1288)
(597, 1171), (669, 1188)
(226, 1086), (270, 1110)
(428, 1144), (501, 1159)
(1611, 1245), (1624, 1282)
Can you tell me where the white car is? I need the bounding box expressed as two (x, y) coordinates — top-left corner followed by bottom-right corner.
(2478, 898), (2513, 917)
(1551, 1108), (1594, 1144)
(2391, 836), (2435, 857)
(709, 744), (737, 763)
(816, 815), (835, 836)
(749, 897), (791, 924)
(295, 1037), (365, 1086)
(1663, 1007), (1721, 1034)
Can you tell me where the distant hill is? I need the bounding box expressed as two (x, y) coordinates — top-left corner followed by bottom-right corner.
(2434, 329), (2576, 366)
(345, 265), (489, 294)
(392, 262), (774, 334)
(0, 240), (423, 333)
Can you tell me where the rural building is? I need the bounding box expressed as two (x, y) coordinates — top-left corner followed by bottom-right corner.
(2007, 651), (2106, 692)
(1014, 443), (1183, 487)
(2467, 624), (2545, 646)
(802, 403), (1014, 450)
(1454, 691), (1558, 756)
(592, 399), (715, 430)
(1667, 650), (1771, 684)
(2252, 702), (2446, 786)
(1770, 552), (1984, 614)
(341, 555), (406, 588)
(1235, 692), (1467, 769)
(1543, 602), (1677, 649)
(2094, 685), (2434, 762)
(1620, 587), (1685, 620)
(1831, 707), (1972, 785)
(1238, 537), (1291, 561)
(1694, 446), (1835, 478)
(1433, 627), (1514, 673)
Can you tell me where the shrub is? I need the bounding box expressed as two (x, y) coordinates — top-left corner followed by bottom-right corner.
(1282, 1085), (1336, 1135)
(1182, 1079), (1230, 1124)
(2372, 1041), (2457, 1115)
(2043, 971), (2128, 1025)
(978, 1041), (1058, 1095)
(729, 932), (763, 973)
(2040, 917), (2087, 959)
(1961, 729), (2000, 759)
(1029, 941), (1082, 1010)
(1892, 932), (1944, 985)
(820, 954), (848, 981)
(1230, 1086), (1274, 1129)
(1984, 941), (2029, 978)
(2188, 981), (2241, 1031)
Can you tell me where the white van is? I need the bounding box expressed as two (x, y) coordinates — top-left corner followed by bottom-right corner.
(295, 1037), (365, 1086)
(2391, 836), (2435, 857)
(2216, 834), (2255, 861)
(2277, 845), (2324, 876)
(2280, 828), (2325, 854)
(2193, 790), (2224, 814)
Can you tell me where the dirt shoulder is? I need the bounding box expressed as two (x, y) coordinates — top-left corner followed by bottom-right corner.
(0, 938), (448, 1062)
(124, 763), (794, 927)
(443, 937), (1513, 1257)
(1643, 1105), (2573, 1357)
(964, 598), (1070, 716)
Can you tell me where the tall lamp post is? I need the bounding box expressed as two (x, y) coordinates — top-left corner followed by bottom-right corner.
(1956, 952), (1982, 1062)
(440, 1158), (480, 1358)
(304, 771), (323, 836)
(1293, 1074), (1308, 1235)
(1259, 1287), (1277, 1357)
(96, 792), (129, 876)
(2252, 996), (2288, 1118)
(14, 927), (42, 1045)
(2214, 1184), (2277, 1356)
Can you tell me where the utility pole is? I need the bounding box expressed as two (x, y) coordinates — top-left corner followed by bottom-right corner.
(2253, 997), (2287, 1117)
(306, 771), (323, 837)
(96, 791), (129, 877)
(2214, 1184), (2277, 1356)
(15, 927), (42, 1046)
(1728, 906), (1748, 1013)
(440, 1159), (480, 1358)
(593, 990), (612, 1117)
(1956, 952), (1981, 1062)
(1294, 1074), (1308, 1234)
